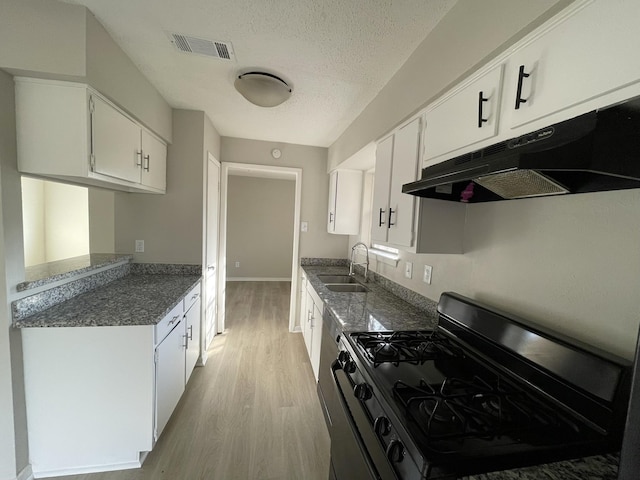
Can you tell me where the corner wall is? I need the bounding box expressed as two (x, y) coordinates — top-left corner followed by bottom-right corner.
(0, 68), (29, 480)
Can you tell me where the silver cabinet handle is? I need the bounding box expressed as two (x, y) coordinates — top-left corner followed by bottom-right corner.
(144, 154), (150, 171)
(188, 325), (193, 340)
(207, 265), (216, 271)
(169, 315), (180, 325)
(136, 150), (143, 167)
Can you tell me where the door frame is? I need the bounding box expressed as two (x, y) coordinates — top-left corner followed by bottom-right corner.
(202, 153), (220, 361)
(218, 162), (302, 333)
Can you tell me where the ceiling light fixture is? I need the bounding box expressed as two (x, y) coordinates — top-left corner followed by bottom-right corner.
(234, 71), (292, 107)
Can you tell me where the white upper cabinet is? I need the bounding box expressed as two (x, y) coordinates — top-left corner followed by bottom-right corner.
(327, 169), (363, 235)
(91, 95), (142, 184)
(502, 0), (640, 133)
(141, 130), (168, 191)
(371, 117), (421, 247)
(424, 65), (503, 166)
(15, 78), (167, 194)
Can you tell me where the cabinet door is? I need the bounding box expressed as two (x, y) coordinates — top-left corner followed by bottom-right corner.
(185, 296), (201, 382)
(387, 117), (421, 247)
(503, 0), (640, 132)
(327, 170), (338, 232)
(303, 290), (314, 357)
(371, 135), (393, 243)
(424, 65), (503, 165)
(329, 170), (363, 235)
(310, 301), (323, 381)
(91, 95), (142, 183)
(155, 320), (186, 441)
(141, 130), (167, 191)
(299, 273), (307, 330)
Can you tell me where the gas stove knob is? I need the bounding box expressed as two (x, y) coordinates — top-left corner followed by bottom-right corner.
(386, 439), (405, 463)
(353, 383), (372, 401)
(338, 351), (350, 364)
(374, 416), (391, 437)
(344, 361), (357, 374)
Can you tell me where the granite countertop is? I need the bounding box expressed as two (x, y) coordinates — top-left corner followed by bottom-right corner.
(14, 274), (201, 328)
(19, 253), (133, 292)
(302, 266), (438, 332)
(302, 266), (620, 480)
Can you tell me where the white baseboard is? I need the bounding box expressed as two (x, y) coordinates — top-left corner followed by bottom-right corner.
(32, 459), (141, 478)
(17, 465), (33, 480)
(226, 277), (291, 282)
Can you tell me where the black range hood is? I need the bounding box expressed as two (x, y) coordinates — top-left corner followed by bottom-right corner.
(403, 98), (640, 203)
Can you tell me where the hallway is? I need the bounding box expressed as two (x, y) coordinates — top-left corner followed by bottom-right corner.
(45, 281), (330, 480)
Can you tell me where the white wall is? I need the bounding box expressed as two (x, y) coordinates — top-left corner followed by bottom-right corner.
(20, 177), (45, 266)
(21, 179), (90, 266)
(226, 176), (295, 279)
(328, 0), (571, 170)
(88, 188), (115, 254)
(220, 137), (347, 259)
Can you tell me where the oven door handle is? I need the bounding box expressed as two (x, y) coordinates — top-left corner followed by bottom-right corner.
(331, 361), (398, 480)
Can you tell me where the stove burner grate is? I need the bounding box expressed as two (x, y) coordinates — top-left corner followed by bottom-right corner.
(393, 375), (581, 445)
(353, 331), (464, 367)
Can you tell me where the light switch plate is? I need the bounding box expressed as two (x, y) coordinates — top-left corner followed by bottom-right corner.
(404, 261), (413, 279)
(135, 240), (144, 253)
(423, 265), (432, 284)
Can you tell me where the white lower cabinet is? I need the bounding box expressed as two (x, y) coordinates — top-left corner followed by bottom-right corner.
(22, 281), (201, 478)
(155, 316), (186, 441)
(302, 277), (324, 381)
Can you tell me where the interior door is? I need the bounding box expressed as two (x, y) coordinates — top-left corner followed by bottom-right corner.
(205, 154), (221, 346)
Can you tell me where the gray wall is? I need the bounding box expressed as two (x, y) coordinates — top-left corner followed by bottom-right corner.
(226, 176), (295, 279)
(220, 137), (347, 259)
(115, 110), (219, 265)
(353, 189), (640, 360)
(328, 0), (571, 170)
(0, 69), (28, 480)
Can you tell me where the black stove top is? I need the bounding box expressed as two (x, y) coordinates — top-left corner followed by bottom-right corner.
(335, 293), (632, 479)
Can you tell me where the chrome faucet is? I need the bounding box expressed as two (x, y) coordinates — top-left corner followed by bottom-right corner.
(349, 242), (369, 282)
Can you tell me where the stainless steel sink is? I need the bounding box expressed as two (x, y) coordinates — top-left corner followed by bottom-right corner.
(317, 274), (357, 284)
(325, 283), (369, 293)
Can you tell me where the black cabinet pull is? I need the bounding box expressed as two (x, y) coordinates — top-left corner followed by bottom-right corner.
(388, 208), (396, 227)
(478, 91), (489, 128)
(515, 65), (531, 110)
(378, 207), (385, 227)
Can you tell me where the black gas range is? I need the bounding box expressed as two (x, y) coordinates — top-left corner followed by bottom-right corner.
(326, 292), (632, 480)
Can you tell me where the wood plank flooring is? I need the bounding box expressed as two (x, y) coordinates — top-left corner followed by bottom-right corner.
(44, 281), (330, 480)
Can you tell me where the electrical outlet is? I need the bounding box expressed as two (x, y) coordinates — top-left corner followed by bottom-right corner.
(404, 261), (413, 279)
(423, 265), (432, 284)
(135, 240), (144, 253)
(301, 221), (308, 232)
(235, 261), (240, 268)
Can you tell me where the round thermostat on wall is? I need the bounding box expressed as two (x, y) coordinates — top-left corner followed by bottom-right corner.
(271, 148), (282, 159)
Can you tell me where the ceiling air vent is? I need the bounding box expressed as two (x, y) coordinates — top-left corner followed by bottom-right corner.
(169, 33), (235, 61)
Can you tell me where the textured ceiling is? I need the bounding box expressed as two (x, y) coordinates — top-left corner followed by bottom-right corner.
(63, 0), (456, 147)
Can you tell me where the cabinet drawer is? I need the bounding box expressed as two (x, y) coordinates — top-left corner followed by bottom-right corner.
(155, 302), (183, 345)
(183, 283), (201, 312)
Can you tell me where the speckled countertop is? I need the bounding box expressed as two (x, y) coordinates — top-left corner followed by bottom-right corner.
(14, 274), (200, 328)
(302, 265), (620, 480)
(302, 266), (438, 332)
(18, 253), (133, 292)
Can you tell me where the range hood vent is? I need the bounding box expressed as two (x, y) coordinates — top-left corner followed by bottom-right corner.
(169, 33), (235, 61)
(403, 97), (640, 203)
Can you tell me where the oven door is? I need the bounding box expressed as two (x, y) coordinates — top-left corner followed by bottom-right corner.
(330, 360), (397, 480)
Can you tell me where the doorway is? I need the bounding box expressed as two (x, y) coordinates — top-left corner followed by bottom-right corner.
(218, 163), (302, 333)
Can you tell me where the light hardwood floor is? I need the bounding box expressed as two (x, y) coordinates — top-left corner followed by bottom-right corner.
(43, 281), (330, 480)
